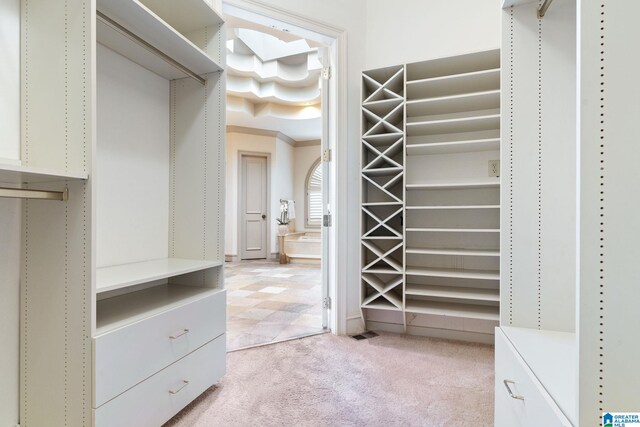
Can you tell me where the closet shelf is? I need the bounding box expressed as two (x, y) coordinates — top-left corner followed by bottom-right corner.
(361, 268), (403, 275)
(406, 247), (500, 257)
(0, 163), (88, 185)
(97, 0), (223, 82)
(406, 138), (500, 155)
(406, 205), (499, 210)
(406, 227), (500, 233)
(138, 0), (224, 33)
(405, 300), (499, 321)
(405, 284), (500, 302)
(406, 180), (499, 190)
(406, 113), (500, 136)
(361, 235), (403, 240)
(406, 90), (500, 117)
(406, 266), (499, 280)
(96, 284), (222, 334)
(361, 300), (403, 311)
(361, 167), (404, 176)
(406, 68), (500, 100)
(96, 257), (223, 293)
(362, 201), (403, 207)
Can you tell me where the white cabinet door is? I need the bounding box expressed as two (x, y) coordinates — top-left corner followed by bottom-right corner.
(495, 329), (572, 427)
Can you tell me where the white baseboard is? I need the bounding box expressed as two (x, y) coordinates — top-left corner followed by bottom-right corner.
(225, 254), (238, 262)
(366, 321), (495, 345)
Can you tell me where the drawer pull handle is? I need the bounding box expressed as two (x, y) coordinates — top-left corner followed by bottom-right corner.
(169, 380), (189, 395)
(169, 329), (190, 339)
(503, 379), (525, 400)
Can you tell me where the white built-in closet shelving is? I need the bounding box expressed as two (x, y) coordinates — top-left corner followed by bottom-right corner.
(16, 0), (227, 425)
(361, 50), (501, 340)
(360, 64), (406, 313)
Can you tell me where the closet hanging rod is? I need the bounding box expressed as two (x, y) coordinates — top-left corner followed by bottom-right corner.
(96, 11), (206, 86)
(537, 0), (554, 18)
(0, 187), (68, 201)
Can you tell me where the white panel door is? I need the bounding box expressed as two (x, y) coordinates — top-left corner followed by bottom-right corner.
(241, 155), (268, 259)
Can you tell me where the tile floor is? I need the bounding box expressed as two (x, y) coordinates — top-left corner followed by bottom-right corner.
(225, 259), (325, 351)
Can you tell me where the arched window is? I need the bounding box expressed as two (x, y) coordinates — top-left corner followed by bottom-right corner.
(305, 158), (322, 228)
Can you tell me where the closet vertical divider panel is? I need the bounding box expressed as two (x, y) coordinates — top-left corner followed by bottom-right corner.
(360, 66), (406, 320)
(169, 20), (226, 289)
(20, 0), (93, 425)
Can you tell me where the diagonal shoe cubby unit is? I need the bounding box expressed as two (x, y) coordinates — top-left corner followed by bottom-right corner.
(360, 65), (406, 315)
(361, 50), (501, 343)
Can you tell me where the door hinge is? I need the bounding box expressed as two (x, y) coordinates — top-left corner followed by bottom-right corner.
(323, 214), (332, 227)
(322, 297), (332, 309)
(323, 149), (332, 162)
(322, 66), (331, 80)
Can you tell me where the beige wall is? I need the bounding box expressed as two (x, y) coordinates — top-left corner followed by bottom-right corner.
(225, 131), (295, 258)
(292, 144), (321, 232)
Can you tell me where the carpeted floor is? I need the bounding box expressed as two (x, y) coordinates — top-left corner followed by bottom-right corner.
(165, 332), (494, 427)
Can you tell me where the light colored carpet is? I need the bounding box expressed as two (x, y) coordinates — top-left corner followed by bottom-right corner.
(165, 332), (494, 427)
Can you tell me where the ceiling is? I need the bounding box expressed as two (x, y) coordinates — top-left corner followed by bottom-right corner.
(225, 17), (322, 142)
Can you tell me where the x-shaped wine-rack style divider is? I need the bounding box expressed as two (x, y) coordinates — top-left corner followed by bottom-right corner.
(362, 68), (404, 104)
(361, 239), (404, 272)
(361, 273), (403, 309)
(362, 137), (404, 171)
(362, 102), (404, 137)
(361, 173), (404, 203)
(361, 206), (403, 239)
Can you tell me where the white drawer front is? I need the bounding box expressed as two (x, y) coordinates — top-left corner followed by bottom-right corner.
(94, 334), (226, 427)
(94, 289), (226, 407)
(494, 329), (572, 427)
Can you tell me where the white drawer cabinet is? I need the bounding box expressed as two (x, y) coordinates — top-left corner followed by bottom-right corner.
(495, 329), (572, 427)
(94, 289), (226, 407)
(94, 334), (226, 427)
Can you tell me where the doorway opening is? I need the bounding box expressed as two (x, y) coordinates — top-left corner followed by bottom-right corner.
(223, 3), (336, 350)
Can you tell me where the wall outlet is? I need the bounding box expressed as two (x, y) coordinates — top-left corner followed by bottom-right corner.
(488, 160), (500, 177)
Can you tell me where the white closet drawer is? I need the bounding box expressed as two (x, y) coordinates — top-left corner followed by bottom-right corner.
(94, 289), (225, 407)
(94, 334), (226, 427)
(494, 329), (572, 427)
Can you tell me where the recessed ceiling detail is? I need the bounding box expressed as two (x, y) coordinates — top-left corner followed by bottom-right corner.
(227, 75), (320, 105)
(226, 22), (322, 141)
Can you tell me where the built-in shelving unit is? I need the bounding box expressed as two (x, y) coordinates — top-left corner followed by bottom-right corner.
(360, 65), (405, 314)
(361, 50), (500, 342)
(96, 258), (224, 293)
(96, 284), (223, 334)
(96, 0), (223, 83)
(17, 0), (227, 425)
(0, 163), (88, 184)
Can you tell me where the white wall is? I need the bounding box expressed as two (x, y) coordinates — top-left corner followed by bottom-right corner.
(225, 131), (295, 257)
(274, 136), (294, 237)
(0, 0), (21, 424)
(96, 44), (170, 268)
(365, 0), (501, 70)
(292, 144), (321, 231)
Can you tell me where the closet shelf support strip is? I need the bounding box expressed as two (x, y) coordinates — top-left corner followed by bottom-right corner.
(0, 187), (69, 201)
(537, 0), (554, 19)
(96, 11), (207, 86)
